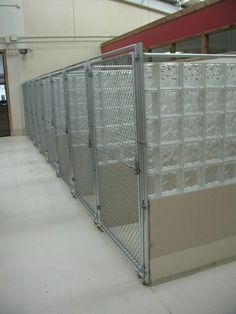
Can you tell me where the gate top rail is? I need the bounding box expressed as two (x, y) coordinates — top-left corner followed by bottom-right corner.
(23, 44), (236, 86)
(144, 52), (236, 59)
(23, 44), (137, 85)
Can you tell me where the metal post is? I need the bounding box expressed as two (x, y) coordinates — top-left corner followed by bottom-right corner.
(63, 70), (76, 193)
(85, 61), (101, 224)
(134, 42), (150, 285)
(41, 79), (49, 161)
(50, 76), (61, 176)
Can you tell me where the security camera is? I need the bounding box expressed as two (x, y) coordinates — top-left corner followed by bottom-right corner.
(19, 49), (28, 55)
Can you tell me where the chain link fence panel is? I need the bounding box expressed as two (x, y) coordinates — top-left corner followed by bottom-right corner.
(91, 53), (144, 272)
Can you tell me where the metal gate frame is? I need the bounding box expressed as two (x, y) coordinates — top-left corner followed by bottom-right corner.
(85, 43), (149, 283)
(40, 77), (49, 161)
(33, 80), (41, 149)
(50, 73), (74, 187)
(62, 64), (98, 216)
(23, 83), (30, 138)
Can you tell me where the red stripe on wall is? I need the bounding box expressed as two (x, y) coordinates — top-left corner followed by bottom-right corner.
(102, 0), (236, 53)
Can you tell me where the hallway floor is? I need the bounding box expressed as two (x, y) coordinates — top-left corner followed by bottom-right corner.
(0, 136), (236, 314)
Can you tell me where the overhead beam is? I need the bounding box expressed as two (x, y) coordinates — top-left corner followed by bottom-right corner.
(111, 0), (179, 14)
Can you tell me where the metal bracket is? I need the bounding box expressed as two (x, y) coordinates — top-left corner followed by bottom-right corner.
(142, 199), (149, 211)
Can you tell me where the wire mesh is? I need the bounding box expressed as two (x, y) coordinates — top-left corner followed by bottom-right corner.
(51, 74), (73, 186)
(31, 82), (39, 145)
(35, 80), (47, 156)
(34, 81), (42, 148)
(28, 83), (35, 141)
(52, 75), (66, 136)
(22, 84), (30, 137)
(42, 77), (57, 168)
(91, 53), (143, 270)
(66, 68), (96, 212)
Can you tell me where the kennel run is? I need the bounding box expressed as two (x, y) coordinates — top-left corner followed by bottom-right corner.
(22, 43), (236, 285)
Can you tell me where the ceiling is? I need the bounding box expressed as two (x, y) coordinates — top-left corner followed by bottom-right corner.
(115, 0), (206, 14)
(164, 0), (205, 8)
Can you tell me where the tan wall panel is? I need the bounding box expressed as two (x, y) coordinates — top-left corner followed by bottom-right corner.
(150, 184), (236, 259)
(149, 184), (236, 282)
(150, 235), (236, 284)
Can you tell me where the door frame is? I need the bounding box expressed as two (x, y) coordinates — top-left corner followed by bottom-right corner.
(0, 50), (13, 135)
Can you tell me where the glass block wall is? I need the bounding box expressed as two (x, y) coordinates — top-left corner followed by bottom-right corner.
(145, 62), (236, 199)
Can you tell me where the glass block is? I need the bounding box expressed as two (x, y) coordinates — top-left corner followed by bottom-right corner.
(225, 138), (236, 160)
(183, 63), (203, 88)
(147, 147), (159, 170)
(162, 171), (179, 194)
(205, 90), (223, 112)
(205, 139), (222, 162)
(161, 117), (180, 143)
(147, 173), (158, 196)
(184, 167), (201, 190)
(183, 90), (202, 114)
(226, 90), (236, 111)
(205, 114), (222, 138)
(146, 119), (158, 145)
(224, 162), (236, 182)
(144, 64), (157, 90)
(226, 64), (236, 87)
(161, 144), (179, 169)
(205, 164), (221, 185)
(160, 63), (179, 89)
(184, 116), (202, 140)
(160, 90), (179, 115)
(225, 113), (236, 136)
(184, 141), (202, 165)
(206, 64), (224, 87)
(145, 91), (158, 118)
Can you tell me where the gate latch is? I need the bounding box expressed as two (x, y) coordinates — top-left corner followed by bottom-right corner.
(134, 154), (140, 175)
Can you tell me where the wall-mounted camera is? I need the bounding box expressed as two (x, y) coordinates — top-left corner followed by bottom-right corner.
(19, 48), (28, 56)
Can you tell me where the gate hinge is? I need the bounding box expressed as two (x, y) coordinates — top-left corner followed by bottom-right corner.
(135, 161), (140, 175)
(135, 55), (141, 62)
(134, 154), (140, 175)
(88, 137), (92, 148)
(142, 200), (149, 211)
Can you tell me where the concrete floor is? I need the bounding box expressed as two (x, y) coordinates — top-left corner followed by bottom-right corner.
(0, 136), (236, 314)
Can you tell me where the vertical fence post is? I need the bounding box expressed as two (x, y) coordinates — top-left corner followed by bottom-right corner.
(41, 79), (49, 161)
(63, 70), (76, 194)
(50, 76), (61, 177)
(134, 42), (150, 285)
(39, 79), (45, 155)
(85, 61), (100, 224)
(29, 82), (34, 143)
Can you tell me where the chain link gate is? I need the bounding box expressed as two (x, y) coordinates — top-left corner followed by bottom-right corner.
(51, 74), (74, 187)
(33, 81), (41, 149)
(30, 81), (37, 145)
(41, 77), (57, 169)
(23, 84), (30, 138)
(88, 45), (149, 281)
(64, 66), (97, 214)
(36, 80), (47, 157)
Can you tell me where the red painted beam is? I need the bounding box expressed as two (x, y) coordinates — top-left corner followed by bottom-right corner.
(101, 0), (236, 53)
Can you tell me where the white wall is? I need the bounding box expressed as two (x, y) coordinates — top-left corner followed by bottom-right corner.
(0, 0), (164, 135)
(0, 0), (25, 38)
